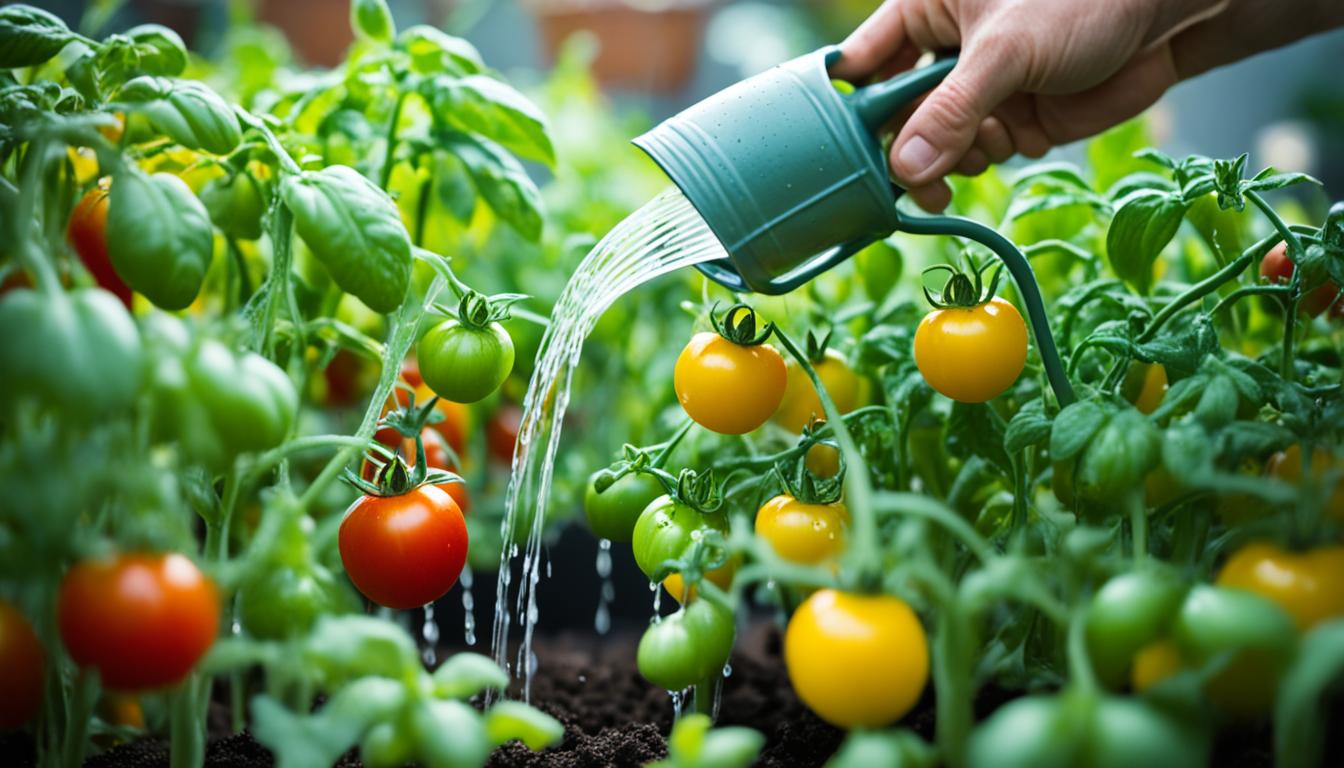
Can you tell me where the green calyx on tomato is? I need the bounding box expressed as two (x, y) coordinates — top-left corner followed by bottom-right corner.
(675, 303), (787, 435)
(1085, 570), (1188, 689)
(58, 552), (219, 690)
(145, 316), (297, 472)
(418, 291), (518, 404)
(914, 261), (1027, 403)
(0, 287), (142, 421)
(584, 469), (665, 543)
(106, 167), (214, 310)
(348, 394), (466, 499)
(637, 597), (735, 691)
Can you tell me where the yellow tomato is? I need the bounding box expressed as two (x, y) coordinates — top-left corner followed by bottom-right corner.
(1216, 541), (1344, 630)
(785, 589), (928, 728)
(673, 332), (786, 435)
(1130, 639), (1182, 692)
(755, 494), (847, 565)
(913, 297), (1026, 403)
(1268, 444), (1344, 521)
(662, 558), (736, 605)
(805, 443), (841, 478)
(774, 350), (865, 433)
(1123, 362), (1168, 415)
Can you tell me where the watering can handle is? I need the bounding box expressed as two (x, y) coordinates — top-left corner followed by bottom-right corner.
(894, 209), (1078, 406)
(845, 53), (959, 133)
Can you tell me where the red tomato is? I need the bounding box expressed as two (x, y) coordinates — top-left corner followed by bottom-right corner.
(58, 553), (219, 690)
(487, 405), (522, 465)
(1260, 242), (1340, 317)
(67, 179), (133, 308)
(339, 485), (468, 609)
(361, 427), (470, 514)
(0, 600), (43, 729)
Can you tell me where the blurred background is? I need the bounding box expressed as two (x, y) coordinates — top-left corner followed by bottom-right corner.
(26, 0), (1344, 192)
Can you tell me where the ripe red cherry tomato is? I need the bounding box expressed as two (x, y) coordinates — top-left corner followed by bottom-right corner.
(0, 600), (43, 729)
(487, 405), (522, 465)
(388, 360), (470, 458)
(58, 553), (219, 690)
(67, 179), (133, 308)
(339, 485), (468, 609)
(1260, 241), (1340, 317)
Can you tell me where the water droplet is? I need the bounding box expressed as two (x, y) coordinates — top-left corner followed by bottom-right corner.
(421, 602), (439, 667)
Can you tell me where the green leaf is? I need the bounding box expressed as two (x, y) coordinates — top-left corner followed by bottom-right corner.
(351, 0), (395, 44)
(282, 165), (412, 313)
(432, 653), (509, 699)
(825, 729), (936, 768)
(1243, 170), (1321, 193)
(1193, 374), (1239, 429)
(484, 701), (564, 750)
(1010, 162), (1091, 192)
(1004, 400), (1051, 454)
(946, 402), (1011, 477)
(1105, 171), (1177, 201)
(412, 699), (491, 768)
(1088, 119), (1152, 191)
(397, 25), (483, 75)
(1105, 189), (1188, 294)
(200, 636), (282, 673)
(0, 5), (72, 68)
(1211, 154), (1248, 211)
(431, 75), (555, 166)
(107, 169), (214, 310)
(696, 728), (767, 768)
(1161, 422), (1214, 479)
(114, 76), (242, 154)
(1275, 620), (1344, 768)
(1050, 401), (1109, 461)
(252, 678), (406, 768)
(443, 131), (544, 240)
(125, 24), (188, 77)
(1134, 147), (1176, 170)
(301, 615), (420, 682)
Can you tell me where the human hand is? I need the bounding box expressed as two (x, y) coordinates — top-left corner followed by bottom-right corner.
(834, 0), (1344, 211)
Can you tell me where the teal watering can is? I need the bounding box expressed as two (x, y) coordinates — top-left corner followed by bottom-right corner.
(634, 46), (1077, 405)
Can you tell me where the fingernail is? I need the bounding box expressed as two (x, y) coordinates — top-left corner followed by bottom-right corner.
(896, 135), (939, 179)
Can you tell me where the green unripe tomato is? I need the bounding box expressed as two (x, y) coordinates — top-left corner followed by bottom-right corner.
(417, 319), (514, 403)
(1090, 696), (1209, 768)
(237, 566), (348, 640)
(631, 496), (727, 580)
(967, 694), (1075, 768)
(637, 599), (735, 690)
(1074, 410), (1160, 509)
(584, 471), (665, 543)
(1085, 571), (1187, 688)
(199, 171), (266, 240)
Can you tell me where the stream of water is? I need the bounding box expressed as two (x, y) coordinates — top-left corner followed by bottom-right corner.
(489, 187), (729, 699)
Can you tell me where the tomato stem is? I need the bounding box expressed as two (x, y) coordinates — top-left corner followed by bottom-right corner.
(774, 327), (882, 587)
(377, 90), (409, 192)
(60, 670), (98, 768)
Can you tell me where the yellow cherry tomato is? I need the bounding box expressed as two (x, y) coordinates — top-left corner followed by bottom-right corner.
(805, 443), (841, 478)
(784, 589), (928, 728)
(1130, 639), (1183, 692)
(774, 350), (865, 433)
(1267, 444), (1344, 521)
(662, 558), (736, 605)
(755, 494), (847, 565)
(913, 297), (1026, 403)
(1123, 362), (1168, 415)
(674, 332), (786, 434)
(1216, 541), (1344, 630)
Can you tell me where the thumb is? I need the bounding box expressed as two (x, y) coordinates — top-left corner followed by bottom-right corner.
(890, 45), (1023, 187)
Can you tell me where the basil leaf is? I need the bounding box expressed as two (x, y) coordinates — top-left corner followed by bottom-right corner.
(1105, 189), (1187, 294)
(351, 0), (395, 44)
(431, 653), (508, 700)
(125, 24), (188, 77)
(431, 74), (555, 166)
(397, 25), (482, 75)
(283, 165), (412, 314)
(115, 76), (242, 155)
(1049, 400), (1109, 461)
(1004, 400), (1051, 454)
(484, 701), (564, 751)
(107, 170), (213, 311)
(0, 5), (72, 69)
(443, 131), (543, 241)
